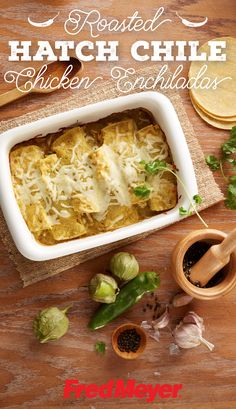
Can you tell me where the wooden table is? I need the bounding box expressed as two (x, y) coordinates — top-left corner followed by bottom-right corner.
(0, 1), (236, 408)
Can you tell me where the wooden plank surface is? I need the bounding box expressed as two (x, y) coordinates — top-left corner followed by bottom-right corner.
(0, 0), (236, 408)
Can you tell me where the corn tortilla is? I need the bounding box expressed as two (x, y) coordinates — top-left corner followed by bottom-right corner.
(190, 94), (236, 130)
(189, 90), (236, 122)
(189, 37), (236, 117)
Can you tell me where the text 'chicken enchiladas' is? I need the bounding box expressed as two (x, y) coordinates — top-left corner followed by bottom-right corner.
(10, 108), (177, 245)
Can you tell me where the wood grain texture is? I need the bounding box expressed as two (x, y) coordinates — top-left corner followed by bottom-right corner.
(0, 0), (236, 408)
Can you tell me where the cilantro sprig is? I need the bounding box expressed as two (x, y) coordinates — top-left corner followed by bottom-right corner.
(193, 194), (203, 205)
(206, 155), (221, 171)
(143, 159), (167, 175)
(133, 184), (151, 198)
(179, 207), (189, 216)
(225, 176), (236, 210)
(95, 341), (106, 355)
(179, 194), (203, 217)
(206, 126), (236, 210)
(138, 160), (207, 227)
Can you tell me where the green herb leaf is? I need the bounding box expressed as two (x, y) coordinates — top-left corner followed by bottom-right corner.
(226, 158), (236, 166)
(230, 126), (236, 140)
(141, 160), (208, 226)
(205, 155), (220, 171)
(193, 194), (203, 205)
(222, 127), (236, 156)
(179, 207), (189, 216)
(225, 194), (236, 210)
(133, 185), (151, 198)
(179, 195), (202, 217)
(95, 341), (106, 355)
(228, 183), (236, 196)
(225, 176), (236, 209)
(222, 141), (236, 156)
(144, 160), (167, 175)
(206, 127), (236, 211)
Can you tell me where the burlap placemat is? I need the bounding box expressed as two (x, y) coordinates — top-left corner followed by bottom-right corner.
(0, 65), (224, 286)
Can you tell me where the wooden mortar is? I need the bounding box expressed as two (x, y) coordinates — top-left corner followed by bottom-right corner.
(171, 229), (236, 300)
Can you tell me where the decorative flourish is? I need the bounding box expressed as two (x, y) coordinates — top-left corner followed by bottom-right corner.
(176, 11), (208, 28)
(28, 12), (60, 28)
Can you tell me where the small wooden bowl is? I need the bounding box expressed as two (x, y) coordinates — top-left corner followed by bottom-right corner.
(112, 323), (147, 360)
(171, 229), (236, 300)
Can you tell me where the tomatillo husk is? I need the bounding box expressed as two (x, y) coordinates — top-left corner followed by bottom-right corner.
(89, 273), (119, 303)
(109, 252), (139, 281)
(33, 305), (71, 343)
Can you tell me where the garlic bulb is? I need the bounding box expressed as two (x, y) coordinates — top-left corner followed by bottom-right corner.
(173, 311), (214, 351)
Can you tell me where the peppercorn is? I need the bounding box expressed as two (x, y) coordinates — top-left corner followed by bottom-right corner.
(117, 328), (141, 353)
(183, 241), (226, 288)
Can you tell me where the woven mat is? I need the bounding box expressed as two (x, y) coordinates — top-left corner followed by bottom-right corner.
(0, 65), (224, 286)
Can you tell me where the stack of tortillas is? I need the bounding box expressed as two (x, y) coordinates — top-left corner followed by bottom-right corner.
(189, 37), (236, 129)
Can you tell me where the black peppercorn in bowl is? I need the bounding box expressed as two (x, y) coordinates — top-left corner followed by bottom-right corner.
(171, 229), (236, 300)
(112, 323), (147, 359)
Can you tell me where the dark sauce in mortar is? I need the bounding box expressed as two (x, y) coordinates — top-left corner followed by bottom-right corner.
(183, 241), (227, 288)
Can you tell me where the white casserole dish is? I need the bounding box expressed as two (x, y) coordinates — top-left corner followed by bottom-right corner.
(0, 91), (198, 261)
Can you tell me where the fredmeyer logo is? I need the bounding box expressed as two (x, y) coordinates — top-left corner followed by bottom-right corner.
(64, 379), (183, 402)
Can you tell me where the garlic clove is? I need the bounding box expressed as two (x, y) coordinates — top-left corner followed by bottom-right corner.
(149, 329), (160, 342)
(183, 311), (205, 331)
(152, 306), (170, 329)
(172, 292), (193, 307)
(141, 320), (152, 330)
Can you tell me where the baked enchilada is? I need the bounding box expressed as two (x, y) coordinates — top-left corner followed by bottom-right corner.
(10, 108), (177, 245)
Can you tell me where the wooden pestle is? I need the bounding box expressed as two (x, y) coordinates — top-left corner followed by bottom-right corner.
(189, 228), (236, 287)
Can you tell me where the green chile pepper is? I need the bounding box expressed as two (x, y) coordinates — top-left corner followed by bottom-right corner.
(88, 271), (160, 330)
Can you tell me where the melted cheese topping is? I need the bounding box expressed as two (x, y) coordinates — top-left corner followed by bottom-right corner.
(10, 116), (175, 244)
